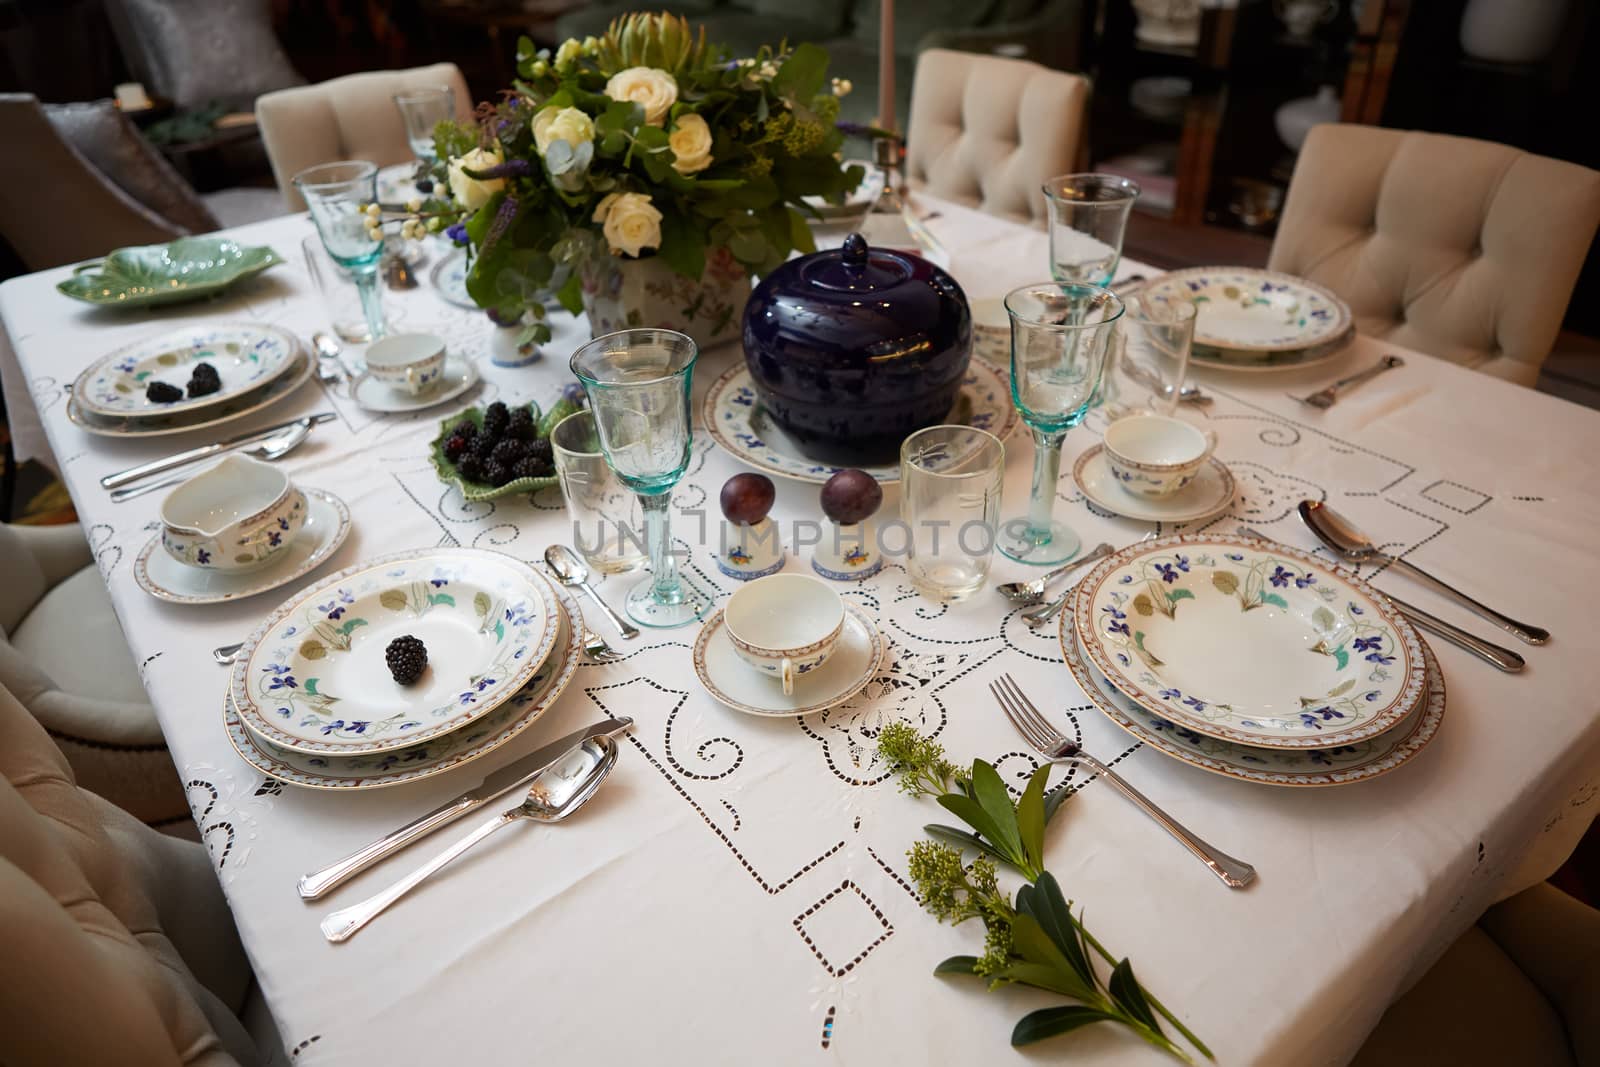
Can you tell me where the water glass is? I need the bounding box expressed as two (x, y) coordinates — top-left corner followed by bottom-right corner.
(570, 328), (709, 628)
(1043, 174), (1140, 287)
(1104, 295), (1197, 417)
(301, 236), (381, 344)
(999, 282), (1124, 565)
(393, 87), (455, 162)
(550, 410), (648, 574)
(900, 425), (1005, 602)
(295, 161), (387, 343)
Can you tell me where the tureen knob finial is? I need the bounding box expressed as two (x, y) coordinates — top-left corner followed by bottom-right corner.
(841, 232), (869, 266)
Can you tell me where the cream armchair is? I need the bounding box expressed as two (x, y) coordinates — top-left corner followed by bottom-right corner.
(0, 522), (184, 824)
(905, 48), (1090, 227)
(257, 62), (474, 212)
(1270, 124), (1600, 386)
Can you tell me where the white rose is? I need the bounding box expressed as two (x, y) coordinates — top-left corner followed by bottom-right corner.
(592, 191), (662, 257)
(668, 113), (713, 175)
(604, 66), (678, 126)
(447, 146), (506, 211)
(554, 38), (583, 71)
(531, 106), (596, 154)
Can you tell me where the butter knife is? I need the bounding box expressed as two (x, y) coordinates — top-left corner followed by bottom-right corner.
(296, 716), (633, 901)
(100, 412), (337, 490)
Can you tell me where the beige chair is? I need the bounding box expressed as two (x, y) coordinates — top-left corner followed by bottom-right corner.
(905, 48), (1090, 227)
(0, 680), (281, 1066)
(1270, 124), (1600, 386)
(1353, 881), (1600, 1066)
(257, 63), (475, 212)
(0, 522), (185, 824)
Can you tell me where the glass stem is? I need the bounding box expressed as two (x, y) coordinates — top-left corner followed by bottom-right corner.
(640, 492), (682, 605)
(1027, 427), (1068, 538)
(355, 270), (387, 342)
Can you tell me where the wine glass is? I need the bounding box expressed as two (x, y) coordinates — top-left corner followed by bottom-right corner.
(998, 282), (1125, 565)
(569, 329), (710, 628)
(1043, 174), (1140, 287)
(294, 161), (387, 344)
(393, 87), (455, 164)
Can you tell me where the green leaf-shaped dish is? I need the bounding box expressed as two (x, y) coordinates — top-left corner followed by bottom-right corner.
(428, 402), (561, 502)
(57, 237), (284, 308)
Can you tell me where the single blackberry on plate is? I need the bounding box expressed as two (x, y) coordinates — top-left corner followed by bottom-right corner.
(456, 453), (484, 482)
(526, 438), (554, 464)
(490, 438), (526, 466)
(186, 374), (221, 399)
(443, 432), (471, 462)
(482, 458), (514, 487)
(506, 406), (536, 441)
(145, 381), (183, 403)
(512, 455), (555, 480)
(481, 401), (510, 439)
(384, 635), (428, 685)
(189, 361), (219, 382)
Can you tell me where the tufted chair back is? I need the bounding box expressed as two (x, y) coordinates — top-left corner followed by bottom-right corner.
(906, 49), (1089, 228)
(1270, 124), (1600, 386)
(257, 63), (474, 212)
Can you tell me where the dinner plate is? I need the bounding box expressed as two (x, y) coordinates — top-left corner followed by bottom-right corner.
(351, 355), (479, 413)
(74, 323), (303, 418)
(232, 548), (557, 754)
(703, 357), (1017, 485)
(57, 237), (284, 309)
(1061, 620), (1444, 787)
(1189, 327), (1355, 373)
(802, 160), (883, 220)
(66, 351), (314, 439)
(1073, 445), (1235, 524)
(1141, 268), (1352, 355)
(133, 488), (350, 605)
(694, 604), (885, 716)
(430, 249), (478, 309)
(226, 577), (583, 790)
(376, 162), (428, 209)
(1072, 533), (1427, 749)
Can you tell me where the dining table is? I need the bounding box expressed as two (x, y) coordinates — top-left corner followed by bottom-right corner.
(3, 192), (1599, 1067)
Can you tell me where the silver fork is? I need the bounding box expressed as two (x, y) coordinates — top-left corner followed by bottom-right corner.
(990, 673), (1257, 889)
(1295, 355), (1404, 409)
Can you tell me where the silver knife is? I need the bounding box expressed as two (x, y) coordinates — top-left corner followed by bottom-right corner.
(100, 412), (337, 489)
(296, 716), (633, 901)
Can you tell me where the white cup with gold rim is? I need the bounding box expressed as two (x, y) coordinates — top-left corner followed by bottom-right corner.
(723, 573), (845, 694)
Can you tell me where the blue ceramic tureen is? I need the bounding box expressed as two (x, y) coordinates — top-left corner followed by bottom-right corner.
(741, 233), (972, 464)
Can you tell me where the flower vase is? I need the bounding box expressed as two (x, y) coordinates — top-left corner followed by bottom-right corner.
(581, 245), (751, 349)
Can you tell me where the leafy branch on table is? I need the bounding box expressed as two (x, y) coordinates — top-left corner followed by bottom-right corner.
(876, 722), (1212, 1063)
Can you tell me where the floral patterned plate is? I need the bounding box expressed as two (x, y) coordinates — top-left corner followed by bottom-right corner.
(65, 352), (313, 439)
(74, 323), (303, 418)
(232, 548), (557, 755)
(1140, 268), (1352, 355)
(1061, 620), (1444, 787)
(430, 248), (478, 309)
(1072, 533), (1427, 749)
(227, 577), (583, 790)
(703, 357), (1017, 485)
(1189, 326), (1355, 373)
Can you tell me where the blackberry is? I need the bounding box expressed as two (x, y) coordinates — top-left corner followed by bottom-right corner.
(506, 406), (536, 441)
(443, 433), (470, 462)
(448, 418), (477, 442)
(457, 454), (485, 482)
(526, 438), (554, 464)
(512, 455), (555, 480)
(189, 361), (219, 382)
(417, 177), (434, 194)
(384, 635), (428, 685)
(482, 458), (515, 487)
(145, 381), (183, 403)
(490, 438), (526, 466)
(470, 432), (498, 459)
(482, 401), (510, 439)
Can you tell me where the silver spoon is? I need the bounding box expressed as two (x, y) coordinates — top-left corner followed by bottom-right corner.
(312, 331), (346, 384)
(321, 735), (618, 943)
(543, 545), (639, 640)
(109, 423), (311, 503)
(213, 642), (242, 666)
(1298, 500), (1549, 645)
(996, 542), (1114, 603)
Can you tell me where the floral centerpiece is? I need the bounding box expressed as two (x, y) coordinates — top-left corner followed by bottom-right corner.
(417, 12), (863, 348)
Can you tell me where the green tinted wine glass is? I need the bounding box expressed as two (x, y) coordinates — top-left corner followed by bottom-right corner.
(294, 161), (387, 344)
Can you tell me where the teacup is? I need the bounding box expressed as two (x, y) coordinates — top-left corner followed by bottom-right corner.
(365, 332), (446, 395)
(160, 453), (306, 572)
(1102, 414), (1217, 498)
(724, 573), (844, 694)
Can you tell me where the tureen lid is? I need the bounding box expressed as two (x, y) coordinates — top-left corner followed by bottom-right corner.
(798, 232), (915, 293)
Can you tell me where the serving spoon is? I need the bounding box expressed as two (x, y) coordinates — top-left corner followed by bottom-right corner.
(1299, 500), (1549, 645)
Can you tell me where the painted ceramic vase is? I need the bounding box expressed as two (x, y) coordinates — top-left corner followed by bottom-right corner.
(581, 244), (750, 349)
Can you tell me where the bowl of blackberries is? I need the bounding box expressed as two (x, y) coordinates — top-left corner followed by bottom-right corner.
(430, 397), (576, 501)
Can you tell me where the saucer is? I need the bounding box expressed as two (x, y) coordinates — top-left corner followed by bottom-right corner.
(351, 355), (479, 413)
(133, 488), (351, 604)
(694, 603), (885, 716)
(430, 249), (478, 309)
(1074, 444), (1234, 524)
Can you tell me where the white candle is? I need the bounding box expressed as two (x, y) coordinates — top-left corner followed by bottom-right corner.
(878, 0), (895, 134)
(115, 82), (152, 111)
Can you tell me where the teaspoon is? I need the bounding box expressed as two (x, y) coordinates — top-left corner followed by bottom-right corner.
(543, 545), (639, 640)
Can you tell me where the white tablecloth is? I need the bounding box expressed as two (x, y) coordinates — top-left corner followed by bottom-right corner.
(4, 198), (1600, 1067)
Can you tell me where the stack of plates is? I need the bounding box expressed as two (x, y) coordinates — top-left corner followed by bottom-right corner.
(1138, 268), (1355, 372)
(68, 323), (312, 438)
(222, 548), (582, 790)
(1060, 533), (1444, 787)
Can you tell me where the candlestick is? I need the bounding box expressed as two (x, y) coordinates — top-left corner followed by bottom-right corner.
(878, 0), (895, 134)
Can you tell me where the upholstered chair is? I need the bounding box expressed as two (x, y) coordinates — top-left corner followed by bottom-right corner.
(905, 48), (1090, 227)
(1352, 881), (1600, 1066)
(257, 63), (475, 212)
(0, 522), (185, 824)
(0, 681), (281, 1066)
(1270, 124), (1600, 386)
(0, 94), (185, 270)
(102, 0), (304, 110)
